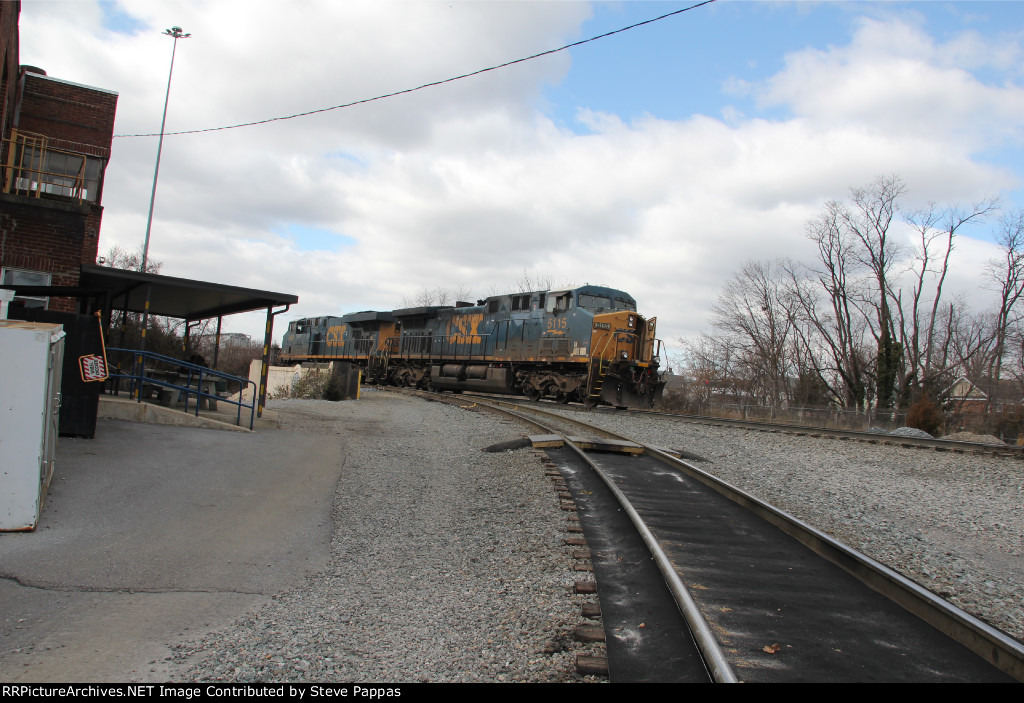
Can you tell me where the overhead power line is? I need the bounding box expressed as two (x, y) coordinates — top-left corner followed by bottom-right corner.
(115, 0), (717, 139)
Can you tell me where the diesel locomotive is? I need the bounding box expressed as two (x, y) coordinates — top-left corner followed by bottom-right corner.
(280, 284), (665, 408)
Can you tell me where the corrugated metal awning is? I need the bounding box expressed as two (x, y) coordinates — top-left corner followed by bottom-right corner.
(73, 264), (298, 321)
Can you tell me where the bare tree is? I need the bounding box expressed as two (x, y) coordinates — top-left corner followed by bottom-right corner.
(984, 209), (1024, 411)
(100, 244), (166, 352)
(401, 284), (473, 307)
(836, 175), (906, 409)
(784, 205), (872, 410)
(899, 198), (999, 402)
(779, 179), (898, 411)
(694, 176), (1011, 426)
(103, 244), (162, 274)
(513, 270), (555, 293)
(679, 333), (743, 409)
(710, 260), (793, 408)
(1002, 324), (1024, 405)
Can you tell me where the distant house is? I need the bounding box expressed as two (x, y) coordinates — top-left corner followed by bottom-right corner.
(945, 376), (1024, 416)
(944, 376), (988, 414)
(0, 3), (118, 314)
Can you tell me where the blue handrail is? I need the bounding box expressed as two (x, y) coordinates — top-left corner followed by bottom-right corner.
(107, 347), (257, 430)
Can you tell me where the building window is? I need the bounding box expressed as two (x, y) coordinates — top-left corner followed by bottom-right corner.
(2, 132), (105, 203)
(1, 268), (51, 309)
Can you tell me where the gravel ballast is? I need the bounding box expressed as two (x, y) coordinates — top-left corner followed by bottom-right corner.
(541, 407), (1024, 642)
(166, 392), (1022, 681)
(168, 392), (602, 682)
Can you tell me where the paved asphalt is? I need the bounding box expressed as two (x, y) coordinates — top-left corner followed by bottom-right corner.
(0, 417), (345, 682)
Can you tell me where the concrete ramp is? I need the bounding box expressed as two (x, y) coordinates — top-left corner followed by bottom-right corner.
(98, 396), (278, 432)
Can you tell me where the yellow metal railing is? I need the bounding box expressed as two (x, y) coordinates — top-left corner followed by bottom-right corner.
(588, 332), (616, 399)
(2, 129), (101, 203)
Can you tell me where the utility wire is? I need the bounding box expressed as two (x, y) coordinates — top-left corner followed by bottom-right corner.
(115, 0), (717, 139)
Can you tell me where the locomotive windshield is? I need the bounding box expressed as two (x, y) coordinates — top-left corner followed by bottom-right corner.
(578, 294), (636, 312)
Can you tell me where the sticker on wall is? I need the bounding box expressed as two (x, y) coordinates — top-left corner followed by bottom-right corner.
(79, 354), (108, 382)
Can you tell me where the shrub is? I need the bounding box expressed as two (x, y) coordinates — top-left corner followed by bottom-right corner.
(906, 397), (944, 436)
(289, 369), (330, 399)
(992, 407), (1024, 443)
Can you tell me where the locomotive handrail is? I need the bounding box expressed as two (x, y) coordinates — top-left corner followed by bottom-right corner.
(587, 332), (617, 401)
(107, 347), (257, 430)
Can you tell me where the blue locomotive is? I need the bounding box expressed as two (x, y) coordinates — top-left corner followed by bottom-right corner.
(280, 284), (664, 408)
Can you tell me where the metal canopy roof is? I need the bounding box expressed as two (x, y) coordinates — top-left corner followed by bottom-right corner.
(77, 264), (297, 321)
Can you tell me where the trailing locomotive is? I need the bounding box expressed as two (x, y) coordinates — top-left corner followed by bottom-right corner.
(280, 285), (665, 408)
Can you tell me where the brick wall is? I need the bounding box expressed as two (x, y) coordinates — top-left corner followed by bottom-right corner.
(0, 4), (118, 314)
(0, 2), (19, 141)
(17, 71), (117, 152)
(0, 193), (103, 313)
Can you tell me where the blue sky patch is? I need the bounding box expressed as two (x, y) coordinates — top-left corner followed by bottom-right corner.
(99, 1), (145, 35)
(276, 224), (357, 252)
(325, 150), (368, 167)
(543, 2), (853, 131)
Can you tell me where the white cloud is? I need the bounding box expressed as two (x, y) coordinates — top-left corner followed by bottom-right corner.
(757, 17), (1024, 150)
(16, 3), (1024, 348)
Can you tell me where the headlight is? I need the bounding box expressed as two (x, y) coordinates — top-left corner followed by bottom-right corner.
(627, 315), (635, 328)
(620, 351), (628, 359)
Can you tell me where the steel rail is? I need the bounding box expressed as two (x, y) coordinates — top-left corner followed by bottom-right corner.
(455, 391), (1024, 456)
(597, 406), (1024, 456)
(416, 390), (737, 682)
(454, 393), (1024, 681)
(559, 435), (737, 683)
(644, 445), (1024, 682)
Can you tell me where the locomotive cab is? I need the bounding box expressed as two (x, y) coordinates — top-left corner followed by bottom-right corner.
(281, 316), (341, 362)
(279, 312), (397, 375)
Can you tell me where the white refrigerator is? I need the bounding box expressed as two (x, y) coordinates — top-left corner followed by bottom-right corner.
(0, 320), (65, 530)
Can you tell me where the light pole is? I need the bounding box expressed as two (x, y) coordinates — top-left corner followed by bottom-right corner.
(141, 26), (190, 273)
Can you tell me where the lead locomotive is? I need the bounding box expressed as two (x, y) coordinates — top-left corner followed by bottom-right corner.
(281, 285), (664, 408)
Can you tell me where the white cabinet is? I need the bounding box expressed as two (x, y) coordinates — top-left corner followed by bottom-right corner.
(0, 320), (65, 530)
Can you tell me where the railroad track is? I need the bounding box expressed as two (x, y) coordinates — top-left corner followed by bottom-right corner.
(410, 389), (1024, 682)
(455, 391), (1024, 458)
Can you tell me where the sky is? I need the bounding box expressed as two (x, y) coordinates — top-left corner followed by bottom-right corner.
(16, 0), (1024, 353)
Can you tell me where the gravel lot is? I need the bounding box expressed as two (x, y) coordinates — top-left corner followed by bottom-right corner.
(166, 391), (1022, 682)
(540, 407), (1024, 642)
(168, 392), (603, 682)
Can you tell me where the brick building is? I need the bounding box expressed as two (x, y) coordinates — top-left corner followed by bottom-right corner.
(0, 2), (118, 313)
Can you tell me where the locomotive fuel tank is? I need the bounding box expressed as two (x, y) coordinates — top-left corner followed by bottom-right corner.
(430, 363), (514, 393)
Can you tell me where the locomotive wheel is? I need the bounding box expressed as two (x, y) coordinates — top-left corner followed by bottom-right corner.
(556, 391), (571, 404)
(524, 386), (541, 402)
